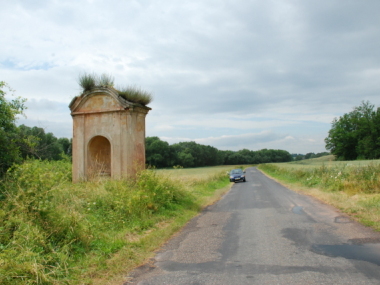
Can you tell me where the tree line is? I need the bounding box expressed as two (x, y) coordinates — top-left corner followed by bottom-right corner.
(1, 82), (71, 175)
(146, 136), (293, 168)
(325, 101), (380, 160)
(3, 80), (329, 175)
(292, 152), (330, 161)
(1, 123), (71, 175)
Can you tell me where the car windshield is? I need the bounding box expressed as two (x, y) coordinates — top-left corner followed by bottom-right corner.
(230, 169), (243, 174)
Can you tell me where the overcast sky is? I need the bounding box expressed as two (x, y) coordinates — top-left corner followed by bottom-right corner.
(2, 0), (380, 154)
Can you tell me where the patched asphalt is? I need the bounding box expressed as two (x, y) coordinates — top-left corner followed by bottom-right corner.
(124, 167), (380, 285)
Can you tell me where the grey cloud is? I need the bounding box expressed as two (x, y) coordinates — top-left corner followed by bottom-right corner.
(2, 0), (380, 154)
(195, 132), (286, 149)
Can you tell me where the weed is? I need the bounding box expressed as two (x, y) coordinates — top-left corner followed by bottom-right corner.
(78, 72), (114, 92)
(97, 73), (114, 88)
(77, 73), (152, 106)
(0, 160), (231, 284)
(117, 86), (152, 106)
(78, 72), (96, 92)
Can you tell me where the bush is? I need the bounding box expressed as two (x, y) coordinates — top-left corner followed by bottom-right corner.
(0, 81), (26, 176)
(0, 160), (198, 284)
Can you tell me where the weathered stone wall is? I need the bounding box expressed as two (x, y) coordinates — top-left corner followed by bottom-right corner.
(69, 88), (150, 182)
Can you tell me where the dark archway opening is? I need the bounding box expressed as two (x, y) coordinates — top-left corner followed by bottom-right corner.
(88, 136), (111, 177)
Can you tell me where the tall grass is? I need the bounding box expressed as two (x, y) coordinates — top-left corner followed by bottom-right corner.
(0, 160), (230, 284)
(117, 86), (152, 106)
(77, 73), (152, 106)
(78, 72), (114, 92)
(258, 161), (380, 231)
(259, 163), (380, 194)
(78, 73), (97, 92)
(97, 73), (114, 88)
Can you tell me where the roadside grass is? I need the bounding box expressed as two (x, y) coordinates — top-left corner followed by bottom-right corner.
(0, 161), (236, 284)
(258, 157), (380, 231)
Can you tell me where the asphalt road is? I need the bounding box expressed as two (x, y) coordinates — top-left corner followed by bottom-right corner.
(125, 167), (380, 285)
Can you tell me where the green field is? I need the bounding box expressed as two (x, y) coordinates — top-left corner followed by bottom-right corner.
(259, 156), (380, 232)
(0, 161), (238, 285)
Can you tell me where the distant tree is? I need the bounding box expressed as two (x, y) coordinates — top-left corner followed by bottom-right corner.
(325, 101), (380, 160)
(219, 150), (232, 165)
(145, 138), (293, 168)
(145, 136), (173, 167)
(295, 154), (304, 161)
(0, 81), (26, 175)
(58, 137), (72, 156)
(304, 152), (316, 159)
(292, 152), (330, 161)
(177, 149), (195, 167)
(171, 142), (199, 167)
(315, 152), (330, 158)
(17, 125), (70, 160)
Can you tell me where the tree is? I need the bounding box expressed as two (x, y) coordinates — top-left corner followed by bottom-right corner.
(145, 137), (173, 167)
(177, 149), (195, 167)
(0, 82), (26, 175)
(325, 101), (380, 160)
(295, 154), (304, 161)
(146, 137), (293, 168)
(58, 137), (72, 156)
(17, 125), (68, 160)
(305, 152), (315, 159)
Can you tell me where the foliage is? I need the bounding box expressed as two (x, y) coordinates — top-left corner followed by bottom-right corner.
(145, 136), (174, 168)
(222, 148), (293, 164)
(0, 81), (26, 175)
(145, 137), (293, 168)
(17, 124), (71, 160)
(172, 141), (225, 167)
(118, 86), (153, 106)
(325, 101), (380, 160)
(0, 160), (231, 284)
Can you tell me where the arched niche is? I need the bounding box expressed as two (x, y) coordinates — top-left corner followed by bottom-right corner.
(70, 87), (151, 182)
(87, 136), (111, 177)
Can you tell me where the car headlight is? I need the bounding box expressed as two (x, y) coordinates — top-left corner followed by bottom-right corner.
(230, 176), (234, 179)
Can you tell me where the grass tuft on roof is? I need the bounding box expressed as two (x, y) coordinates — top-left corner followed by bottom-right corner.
(78, 73), (152, 106)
